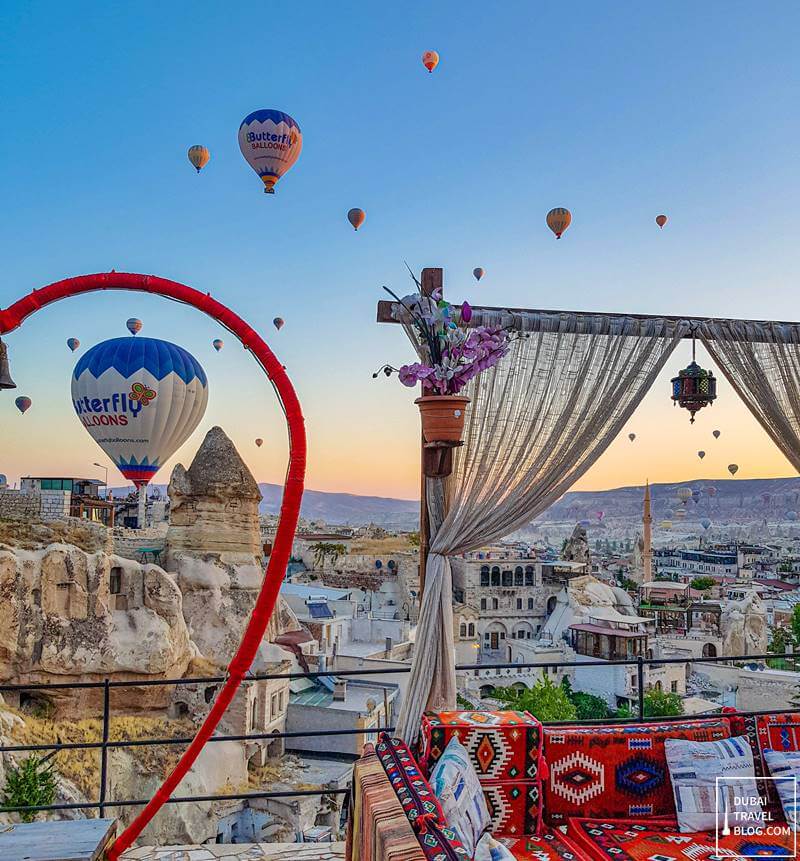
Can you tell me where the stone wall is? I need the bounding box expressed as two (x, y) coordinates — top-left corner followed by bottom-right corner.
(0, 489), (71, 522)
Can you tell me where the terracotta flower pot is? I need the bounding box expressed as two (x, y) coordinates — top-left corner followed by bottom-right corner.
(415, 394), (470, 443)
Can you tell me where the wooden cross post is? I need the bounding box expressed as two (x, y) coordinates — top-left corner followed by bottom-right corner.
(376, 267), (442, 596)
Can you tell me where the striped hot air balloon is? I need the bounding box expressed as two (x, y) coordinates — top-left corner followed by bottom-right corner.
(126, 318), (143, 336)
(546, 208), (572, 239)
(422, 51), (439, 73)
(67, 338), (80, 352)
(71, 337), (208, 487)
(188, 146), (210, 173)
(212, 339), (224, 352)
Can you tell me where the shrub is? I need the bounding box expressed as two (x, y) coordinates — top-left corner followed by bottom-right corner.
(2, 754), (57, 822)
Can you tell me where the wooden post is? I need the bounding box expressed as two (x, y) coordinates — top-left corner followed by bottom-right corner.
(418, 268), (442, 599)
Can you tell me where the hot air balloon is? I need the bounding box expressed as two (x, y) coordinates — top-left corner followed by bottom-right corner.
(677, 488), (693, 503)
(473, 267), (485, 282)
(347, 208), (365, 231)
(238, 110), (302, 194)
(71, 337), (208, 489)
(787, 510), (798, 522)
(661, 520), (673, 530)
(255, 438), (263, 448)
(187, 145), (210, 173)
(664, 508), (674, 519)
(701, 518), (711, 530)
(67, 338), (80, 352)
(705, 486), (717, 497)
(713, 430), (721, 439)
(0, 475), (6, 488)
(728, 464), (739, 477)
(422, 51), (439, 73)
(675, 508), (687, 519)
(656, 214), (668, 229)
(15, 396), (31, 414)
(692, 489), (702, 502)
(698, 450), (706, 459)
(578, 519), (591, 528)
(546, 208), (572, 239)
(273, 317), (284, 331)
(212, 339), (224, 352)
(628, 433), (636, 442)
(126, 318), (142, 336)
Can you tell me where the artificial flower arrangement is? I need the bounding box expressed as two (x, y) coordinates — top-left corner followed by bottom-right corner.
(377, 278), (512, 444)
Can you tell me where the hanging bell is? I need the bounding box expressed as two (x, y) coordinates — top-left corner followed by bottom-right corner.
(0, 339), (16, 390)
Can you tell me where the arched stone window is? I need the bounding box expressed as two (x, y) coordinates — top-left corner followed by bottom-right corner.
(459, 623), (467, 638)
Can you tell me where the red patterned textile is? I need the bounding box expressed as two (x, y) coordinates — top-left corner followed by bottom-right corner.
(420, 710), (544, 781)
(566, 817), (797, 860)
(542, 718), (731, 825)
(757, 713), (800, 754)
(375, 733), (471, 861)
(483, 780), (543, 838)
(495, 829), (584, 860)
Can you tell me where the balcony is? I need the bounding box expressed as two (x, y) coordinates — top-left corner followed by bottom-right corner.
(122, 844), (345, 860)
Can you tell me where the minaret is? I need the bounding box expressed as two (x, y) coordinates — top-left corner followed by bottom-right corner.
(643, 480), (652, 582)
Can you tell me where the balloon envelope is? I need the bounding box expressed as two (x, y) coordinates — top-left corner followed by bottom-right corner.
(787, 510), (798, 522)
(422, 50), (439, 72)
(212, 339), (224, 352)
(728, 464), (739, 476)
(473, 267), (485, 281)
(188, 145), (210, 173)
(238, 109), (302, 194)
(67, 338), (80, 352)
(701, 518), (711, 529)
(656, 214), (667, 228)
(126, 318), (142, 336)
(677, 488), (693, 502)
(273, 317), (284, 331)
(698, 450), (705, 459)
(347, 208), (365, 230)
(255, 438), (263, 448)
(705, 486), (717, 497)
(546, 207), (572, 239)
(71, 337), (208, 487)
(628, 432), (636, 442)
(15, 396), (31, 414)
(713, 430), (721, 439)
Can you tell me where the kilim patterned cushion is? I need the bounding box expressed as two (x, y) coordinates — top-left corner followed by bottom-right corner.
(757, 713), (800, 755)
(542, 718), (731, 825)
(493, 829), (584, 860)
(420, 710), (544, 782)
(375, 733), (471, 861)
(565, 817), (797, 860)
(483, 780), (543, 838)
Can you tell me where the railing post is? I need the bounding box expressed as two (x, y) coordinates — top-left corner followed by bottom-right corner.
(99, 679), (110, 818)
(637, 656), (645, 721)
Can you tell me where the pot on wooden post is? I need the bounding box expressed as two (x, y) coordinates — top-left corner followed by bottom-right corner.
(415, 395), (470, 477)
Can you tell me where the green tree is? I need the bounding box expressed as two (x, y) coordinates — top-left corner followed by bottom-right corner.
(559, 677), (611, 719)
(2, 754), (57, 823)
(494, 677), (577, 722)
(690, 576), (716, 592)
(643, 688), (684, 717)
(310, 542), (346, 569)
(407, 531), (420, 548)
(768, 627), (793, 670)
(791, 606), (800, 646)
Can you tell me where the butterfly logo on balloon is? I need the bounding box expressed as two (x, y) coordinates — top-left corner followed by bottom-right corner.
(129, 382), (157, 407)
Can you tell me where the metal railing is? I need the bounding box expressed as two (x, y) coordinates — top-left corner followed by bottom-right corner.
(0, 649), (796, 818)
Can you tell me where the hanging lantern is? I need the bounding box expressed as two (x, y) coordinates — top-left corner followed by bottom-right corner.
(671, 332), (717, 423)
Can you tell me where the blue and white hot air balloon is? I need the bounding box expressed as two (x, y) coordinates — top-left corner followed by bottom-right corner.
(0, 474), (7, 489)
(238, 109), (302, 194)
(71, 337), (208, 488)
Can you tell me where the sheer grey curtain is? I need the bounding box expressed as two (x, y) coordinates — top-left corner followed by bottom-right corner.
(395, 311), (689, 741)
(699, 321), (800, 474)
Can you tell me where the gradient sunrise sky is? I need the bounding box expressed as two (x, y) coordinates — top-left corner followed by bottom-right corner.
(0, 3), (798, 500)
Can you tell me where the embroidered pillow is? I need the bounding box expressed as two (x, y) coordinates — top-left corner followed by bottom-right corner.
(474, 833), (516, 861)
(429, 736), (492, 854)
(763, 748), (800, 830)
(665, 734), (763, 833)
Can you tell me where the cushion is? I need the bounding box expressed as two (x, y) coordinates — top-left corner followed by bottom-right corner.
(764, 748), (800, 830)
(429, 736), (492, 855)
(494, 832), (582, 860)
(543, 718), (731, 824)
(566, 816), (797, 860)
(421, 710), (544, 781)
(474, 833), (516, 861)
(375, 733), (471, 861)
(665, 734), (762, 832)
(483, 780), (543, 837)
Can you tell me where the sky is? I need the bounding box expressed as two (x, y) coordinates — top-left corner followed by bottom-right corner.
(0, 2), (798, 500)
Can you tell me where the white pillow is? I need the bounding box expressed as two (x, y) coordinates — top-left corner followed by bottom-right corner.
(763, 748), (800, 831)
(665, 735), (762, 833)
(474, 833), (516, 861)
(429, 736), (492, 855)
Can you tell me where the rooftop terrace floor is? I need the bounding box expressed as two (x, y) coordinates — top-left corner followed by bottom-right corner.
(121, 843), (345, 861)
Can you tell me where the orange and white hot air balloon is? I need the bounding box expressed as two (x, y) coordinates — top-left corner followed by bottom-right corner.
(348, 208), (365, 231)
(546, 208), (572, 239)
(422, 51), (439, 73)
(188, 146), (210, 173)
(656, 214), (668, 229)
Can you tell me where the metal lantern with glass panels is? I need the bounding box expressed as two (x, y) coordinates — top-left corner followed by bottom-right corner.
(671, 333), (717, 423)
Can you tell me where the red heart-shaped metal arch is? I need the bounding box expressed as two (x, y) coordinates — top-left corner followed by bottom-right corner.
(0, 273), (306, 858)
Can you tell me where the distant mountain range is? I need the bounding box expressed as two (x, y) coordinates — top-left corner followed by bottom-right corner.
(111, 483), (419, 528)
(110, 476), (800, 530)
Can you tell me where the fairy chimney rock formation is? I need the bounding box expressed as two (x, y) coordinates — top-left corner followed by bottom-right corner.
(167, 426), (262, 559)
